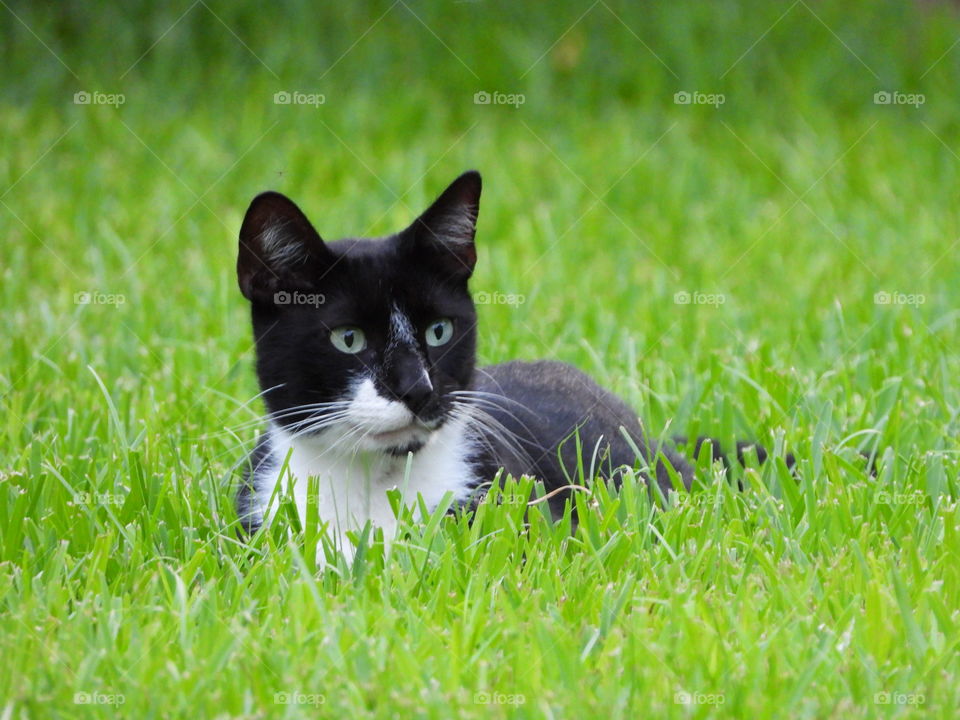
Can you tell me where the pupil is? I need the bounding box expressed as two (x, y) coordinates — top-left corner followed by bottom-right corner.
(434, 325), (442, 339)
(344, 331), (353, 347)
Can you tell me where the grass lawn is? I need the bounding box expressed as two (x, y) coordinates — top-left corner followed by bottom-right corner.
(2, 1), (960, 717)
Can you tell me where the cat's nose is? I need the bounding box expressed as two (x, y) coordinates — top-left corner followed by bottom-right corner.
(399, 378), (434, 415)
(389, 359), (436, 415)
(396, 372), (435, 415)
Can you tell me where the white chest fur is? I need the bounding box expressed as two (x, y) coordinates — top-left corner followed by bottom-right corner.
(251, 416), (478, 562)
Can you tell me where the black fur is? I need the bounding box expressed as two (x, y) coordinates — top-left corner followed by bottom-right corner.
(469, 361), (693, 516)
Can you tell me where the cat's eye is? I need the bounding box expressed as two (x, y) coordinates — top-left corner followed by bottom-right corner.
(330, 326), (367, 354)
(425, 318), (454, 347)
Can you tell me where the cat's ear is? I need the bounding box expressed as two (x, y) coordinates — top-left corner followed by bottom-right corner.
(404, 170), (481, 278)
(237, 191), (331, 302)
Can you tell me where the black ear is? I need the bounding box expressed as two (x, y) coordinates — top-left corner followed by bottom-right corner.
(404, 170), (481, 278)
(237, 191), (331, 302)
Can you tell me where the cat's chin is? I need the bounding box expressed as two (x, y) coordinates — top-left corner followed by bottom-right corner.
(361, 424), (433, 455)
(384, 440), (427, 457)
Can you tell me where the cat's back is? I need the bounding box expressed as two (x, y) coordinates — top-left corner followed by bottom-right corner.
(468, 360), (692, 504)
(473, 359), (641, 431)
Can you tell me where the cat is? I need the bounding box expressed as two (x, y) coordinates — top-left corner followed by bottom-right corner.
(235, 170), (778, 562)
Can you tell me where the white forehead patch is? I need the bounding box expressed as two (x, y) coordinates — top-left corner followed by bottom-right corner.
(389, 304), (417, 348)
(387, 305), (432, 390)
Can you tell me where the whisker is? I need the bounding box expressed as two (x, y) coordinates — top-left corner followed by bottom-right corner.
(282, 412), (354, 441)
(204, 401), (354, 437)
(454, 399), (536, 449)
(450, 392), (540, 439)
(454, 403), (534, 470)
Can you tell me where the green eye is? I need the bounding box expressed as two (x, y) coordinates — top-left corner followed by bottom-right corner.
(330, 326), (366, 354)
(425, 318), (454, 347)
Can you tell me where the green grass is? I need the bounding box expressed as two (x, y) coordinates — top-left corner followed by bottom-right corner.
(3, 0), (960, 717)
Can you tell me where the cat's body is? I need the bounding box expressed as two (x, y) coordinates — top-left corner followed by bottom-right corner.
(235, 170), (718, 562)
(237, 359), (692, 557)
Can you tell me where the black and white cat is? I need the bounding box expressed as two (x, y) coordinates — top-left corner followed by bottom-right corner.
(235, 171), (757, 561)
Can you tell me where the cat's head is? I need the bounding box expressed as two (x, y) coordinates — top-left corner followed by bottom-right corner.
(237, 170), (481, 455)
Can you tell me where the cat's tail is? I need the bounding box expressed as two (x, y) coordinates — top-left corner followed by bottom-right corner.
(675, 435), (885, 480)
(673, 435), (797, 473)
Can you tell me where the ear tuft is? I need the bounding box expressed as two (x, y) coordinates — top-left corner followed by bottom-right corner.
(237, 191), (329, 302)
(406, 170), (482, 278)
